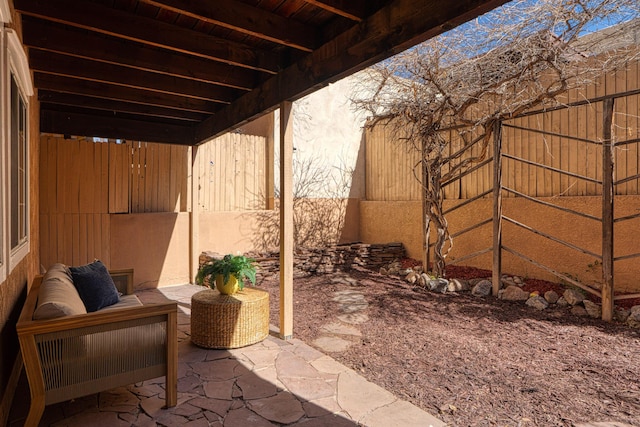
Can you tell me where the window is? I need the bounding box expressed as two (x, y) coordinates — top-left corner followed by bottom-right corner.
(10, 74), (27, 251)
(4, 28), (33, 270)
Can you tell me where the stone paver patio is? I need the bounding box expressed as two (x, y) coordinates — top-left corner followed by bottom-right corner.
(9, 284), (444, 427)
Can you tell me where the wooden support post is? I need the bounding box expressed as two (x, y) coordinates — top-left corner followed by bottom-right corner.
(601, 98), (615, 321)
(279, 102), (294, 339)
(265, 112), (275, 210)
(492, 120), (503, 296)
(189, 146), (199, 284)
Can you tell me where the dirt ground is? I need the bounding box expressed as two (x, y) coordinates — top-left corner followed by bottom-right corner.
(259, 265), (640, 427)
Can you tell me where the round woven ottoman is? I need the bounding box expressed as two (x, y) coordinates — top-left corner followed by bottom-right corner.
(190, 288), (269, 349)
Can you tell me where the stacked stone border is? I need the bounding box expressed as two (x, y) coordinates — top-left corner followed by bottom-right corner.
(199, 242), (406, 276)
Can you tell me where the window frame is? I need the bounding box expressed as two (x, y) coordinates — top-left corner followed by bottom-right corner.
(5, 28), (33, 272)
(0, 28), (5, 282)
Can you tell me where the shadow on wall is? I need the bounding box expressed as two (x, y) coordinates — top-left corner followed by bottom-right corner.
(247, 142), (364, 251)
(110, 212), (190, 289)
(341, 131), (367, 244)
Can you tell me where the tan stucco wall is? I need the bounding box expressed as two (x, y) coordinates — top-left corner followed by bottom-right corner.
(198, 210), (279, 256)
(360, 196), (640, 294)
(198, 199), (361, 257)
(110, 212), (191, 289)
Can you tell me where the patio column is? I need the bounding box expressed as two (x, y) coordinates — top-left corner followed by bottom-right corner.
(190, 146), (199, 284)
(279, 101), (294, 339)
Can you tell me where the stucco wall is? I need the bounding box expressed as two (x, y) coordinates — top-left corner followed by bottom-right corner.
(360, 196), (640, 294)
(110, 212), (191, 289)
(198, 199), (361, 256)
(198, 211), (278, 256)
(274, 74), (369, 197)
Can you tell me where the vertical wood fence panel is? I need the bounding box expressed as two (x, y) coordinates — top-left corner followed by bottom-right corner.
(109, 142), (130, 213)
(129, 142), (190, 213)
(39, 137), (193, 267)
(365, 58), (640, 202)
(196, 133), (268, 211)
(365, 125), (422, 201)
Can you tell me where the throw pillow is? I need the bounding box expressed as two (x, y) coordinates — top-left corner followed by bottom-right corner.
(69, 260), (120, 312)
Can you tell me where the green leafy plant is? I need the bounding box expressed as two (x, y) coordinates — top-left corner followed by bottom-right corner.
(196, 254), (257, 290)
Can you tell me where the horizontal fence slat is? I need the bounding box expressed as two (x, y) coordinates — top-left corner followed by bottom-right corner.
(503, 215), (602, 259)
(502, 187), (601, 222)
(502, 245), (602, 298)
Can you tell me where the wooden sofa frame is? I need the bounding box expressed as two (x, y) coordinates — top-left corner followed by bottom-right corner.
(16, 269), (177, 426)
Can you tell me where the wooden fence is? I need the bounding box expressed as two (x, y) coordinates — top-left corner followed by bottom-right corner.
(364, 58), (640, 321)
(194, 133), (268, 211)
(39, 133), (269, 268)
(366, 59), (640, 201)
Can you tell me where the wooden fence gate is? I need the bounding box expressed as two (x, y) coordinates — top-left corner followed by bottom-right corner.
(433, 87), (640, 321)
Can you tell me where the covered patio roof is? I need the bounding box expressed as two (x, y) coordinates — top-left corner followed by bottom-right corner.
(15, 0), (509, 146)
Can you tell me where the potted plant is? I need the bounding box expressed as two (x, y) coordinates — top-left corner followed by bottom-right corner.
(196, 254), (257, 295)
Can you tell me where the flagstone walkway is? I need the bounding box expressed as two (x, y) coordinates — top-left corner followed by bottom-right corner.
(9, 284), (445, 427)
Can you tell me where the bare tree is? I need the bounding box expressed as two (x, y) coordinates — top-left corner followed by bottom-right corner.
(352, 0), (640, 277)
(254, 154), (354, 250)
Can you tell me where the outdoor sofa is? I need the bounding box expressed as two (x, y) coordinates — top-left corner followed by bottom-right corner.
(16, 262), (177, 426)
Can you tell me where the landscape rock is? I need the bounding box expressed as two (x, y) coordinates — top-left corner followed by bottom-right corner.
(544, 290), (559, 304)
(501, 277), (516, 288)
(472, 280), (492, 297)
(405, 271), (418, 284)
(501, 285), (530, 301)
(614, 308), (631, 323)
(626, 305), (640, 328)
(583, 300), (602, 319)
(526, 296), (549, 310)
(379, 267), (388, 275)
(428, 278), (449, 293)
(419, 273), (431, 287)
(556, 296), (569, 307)
(513, 276), (523, 285)
(563, 289), (585, 306)
(469, 278), (489, 286)
(571, 306), (588, 317)
(447, 278), (470, 292)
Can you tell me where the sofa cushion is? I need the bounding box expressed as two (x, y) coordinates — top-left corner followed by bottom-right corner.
(69, 260), (120, 312)
(34, 263), (88, 320)
(99, 294), (143, 311)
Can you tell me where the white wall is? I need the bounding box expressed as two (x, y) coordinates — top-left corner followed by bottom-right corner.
(273, 74), (370, 197)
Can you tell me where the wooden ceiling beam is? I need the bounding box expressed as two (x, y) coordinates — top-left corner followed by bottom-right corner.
(15, 0), (280, 73)
(29, 49), (240, 103)
(21, 17), (258, 90)
(34, 73), (222, 114)
(303, 0), (367, 21)
(195, 0), (511, 143)
(138, 0), (317, 52)
(39, 92), (207, 122)
(40, 108), (195, 145)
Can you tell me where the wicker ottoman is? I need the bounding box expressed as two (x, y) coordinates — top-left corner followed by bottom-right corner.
(190, 288), (269, 349)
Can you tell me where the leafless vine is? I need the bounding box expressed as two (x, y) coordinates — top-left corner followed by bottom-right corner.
(352, 0), (639, 277)
(254, 155), (354, 251)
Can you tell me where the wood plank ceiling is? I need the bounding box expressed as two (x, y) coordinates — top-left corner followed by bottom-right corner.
(15, 0), (510, 146)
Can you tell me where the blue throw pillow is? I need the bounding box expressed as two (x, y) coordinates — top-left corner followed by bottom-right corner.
(69, 260), (120, 312)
